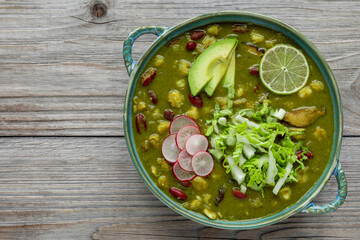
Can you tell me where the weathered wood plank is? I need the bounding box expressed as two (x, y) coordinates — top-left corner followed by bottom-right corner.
(0, 0), (359, 136)
(0, 136), (357, 239)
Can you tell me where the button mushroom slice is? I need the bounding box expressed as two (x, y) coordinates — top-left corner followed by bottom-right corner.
(283, 106), (325, 127)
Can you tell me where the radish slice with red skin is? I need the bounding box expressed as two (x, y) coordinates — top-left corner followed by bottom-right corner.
(170, 115), (199, 134)
(185, 134), (209, 155)
(176, 125), (200, 150)
(191, 151), (214, 177)
(162, 133), (180, 163)
(177, 149), (194, 172)
(172, 162), (196, 182)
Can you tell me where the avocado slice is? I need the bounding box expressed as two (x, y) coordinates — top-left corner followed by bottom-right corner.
(188, 38), (238, 96)
(222, 52), (236, 108)
(222, 52), (235, 91)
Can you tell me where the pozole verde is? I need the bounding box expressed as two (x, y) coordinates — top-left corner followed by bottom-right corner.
(131, 23), (333, 220)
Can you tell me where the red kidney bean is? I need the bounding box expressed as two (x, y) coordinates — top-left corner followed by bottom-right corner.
(277, 133), (285, 139)
(169, 187), (187, 200)
(186, 41), (197, 51)
(254, 84), (259, 93)
(296, 150), (313, 160)
(180, 181), (192, 187)
(245, 43), (264, 56)
(296, 151), (303, 160)
(246, 42), (258, 49)
(215, 187), (225, 206)
(305, 151), (314, 159)
(245, 43), (259, 53)
(258, 48), (266, 53)
(250, 67), (259, 77)
(189, 93), (203, 108)
(232, 189), (248, 200)
(168, 38), (181, 47)
(147, 90), (158, 104)
(190, 30), (205, 40)
(135, 113), (147, 134)
(141, 68), (157, 86)
(164, 109), (175, 121)
(232, 24), (248, 33)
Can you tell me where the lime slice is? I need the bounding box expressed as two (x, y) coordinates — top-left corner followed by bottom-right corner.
(259, 44), (309, 95)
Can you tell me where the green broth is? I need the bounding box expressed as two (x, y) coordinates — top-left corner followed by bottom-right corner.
(131, 23), (333, 220)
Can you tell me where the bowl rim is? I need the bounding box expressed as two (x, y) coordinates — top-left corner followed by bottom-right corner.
(123, 11), (343, 229)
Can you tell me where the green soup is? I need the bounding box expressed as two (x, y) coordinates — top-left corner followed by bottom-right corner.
(131, 23), (333, 220)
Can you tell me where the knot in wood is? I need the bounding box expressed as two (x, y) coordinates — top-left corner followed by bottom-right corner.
(92, 3), (106, 18)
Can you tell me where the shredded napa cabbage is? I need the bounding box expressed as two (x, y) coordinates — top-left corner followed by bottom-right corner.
(206, 102), (310, 197)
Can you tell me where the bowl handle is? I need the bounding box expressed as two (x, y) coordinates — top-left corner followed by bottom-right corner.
(123, 26), (168, 76)
(301, 161), (347, 214)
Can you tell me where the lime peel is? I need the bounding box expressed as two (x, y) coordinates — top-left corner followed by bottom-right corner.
(259, 44), (310, 95)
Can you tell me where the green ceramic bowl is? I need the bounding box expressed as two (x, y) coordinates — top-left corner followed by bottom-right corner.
(123, 11), (347, 229)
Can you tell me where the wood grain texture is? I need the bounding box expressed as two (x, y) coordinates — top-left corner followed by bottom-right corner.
(0, 137), (357, 239)
(0, 0), (359, 136)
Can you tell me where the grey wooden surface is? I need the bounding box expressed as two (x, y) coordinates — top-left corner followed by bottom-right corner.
(0, 0), (359, 239)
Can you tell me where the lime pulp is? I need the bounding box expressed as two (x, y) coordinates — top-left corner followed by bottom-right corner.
(259, 44), (310, 95)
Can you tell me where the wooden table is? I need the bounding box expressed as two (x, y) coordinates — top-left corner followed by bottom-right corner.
(0, 0), (359, 239)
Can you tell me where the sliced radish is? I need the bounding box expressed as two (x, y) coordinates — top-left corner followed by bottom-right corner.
(185, 134), (209, 155)
(176, 125), (200, 150)
(177, 149), (194, 172)
(170, 115), (199, 134)
(172, 162), (196, 182)
(162, 133), (180, 163)
(191, 151), (214, 177)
